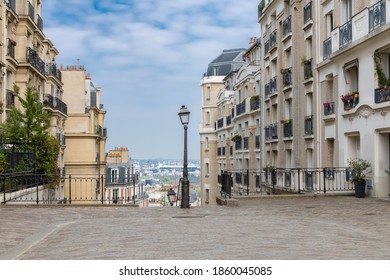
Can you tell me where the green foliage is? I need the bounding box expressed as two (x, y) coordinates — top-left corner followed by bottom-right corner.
(347, 158), (371, 183)
(0, 152), (8, 174)
(373, 53), (390, 88)
(1, 86), (59, 177)
(386, 167), (390, 176)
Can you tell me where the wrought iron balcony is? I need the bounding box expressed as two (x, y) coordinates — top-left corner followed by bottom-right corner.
(304, 115), (314, 136)
(44, 95), (68, 115)
(304, 2), (312, 24)
(323, 102), (335, 116)
(269, 30), (277, 50)
(37, 14), (43, 32)
(7, 0), (16, 12)
(264, 40), (270, 55)
(304, 58), (313, 79)
(217, 118), (224, 129)
(236, 100), (246, 116)
(45, 63), (62, 82)
(282, 68), (292, 87)
(28, 1), (34, 21)
(282, 16), (292, 37)
(282, 120), (293, 138)
(7, 40), (16, 59)
(323, 37), (332, 60)
(375, 87), (390, 103)
(250, 95), (260, 111)
(369, 0), (386, 32)
(265, 123), (278, 141)
(270, 76), (278, 93)
(339, 20), (352, 48)
(6, 90), (15, 108)
(26, 47), (46, 77)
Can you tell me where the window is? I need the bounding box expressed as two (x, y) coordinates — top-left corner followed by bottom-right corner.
(111, 169), (119, 183)
(205, 163), (210, 177)
(342, 0), (352, 23)
(206, 86), (210, 100)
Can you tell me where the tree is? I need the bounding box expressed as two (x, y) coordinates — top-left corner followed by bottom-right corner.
(1, 86), (59, 175)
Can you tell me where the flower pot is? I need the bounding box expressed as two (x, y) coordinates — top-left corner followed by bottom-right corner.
(354, 180), (366, 198)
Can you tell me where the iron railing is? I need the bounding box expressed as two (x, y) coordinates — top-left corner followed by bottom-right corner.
(304, 58), (313, 79)
(323, 37), (332, 60)
(339, 20), (352, 48)
(369, 0), (386, 32)
(324, 102), (335, 115)
(375, 88), (390, 103)
(26, 47), (46, 77)
(219, 168), (355, 197)
(282, 67), (292, 87)
(1, 173), (146, 205)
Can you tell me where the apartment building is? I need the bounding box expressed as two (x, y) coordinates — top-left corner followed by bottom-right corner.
(105, 147), (147, 206)
(317, 0), (390, 197)
(60, 65), (107, 202)
(259, 0), (319, 182)
(199, 49), (246, 205)
(215, 40), (262, 195)
(1, 0), (67, 195)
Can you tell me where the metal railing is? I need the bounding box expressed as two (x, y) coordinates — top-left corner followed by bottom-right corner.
(323, 37), (332, 60)
(369, 0), (386, 32)
(375, 87), (390, 103)
(219, 168), (355, 198)
(26, 47), (46, 77)
(282, 68), (292, 87)
(339, 20), (352, 48)
(283, 16), (292, 37)
(324, 102), (335, 116)
(303, 58), (313, 79)
(1, 173), (145, 205)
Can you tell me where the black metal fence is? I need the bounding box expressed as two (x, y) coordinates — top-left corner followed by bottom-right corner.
(0, 172), (145, 205)
(219, 167), (354, 197)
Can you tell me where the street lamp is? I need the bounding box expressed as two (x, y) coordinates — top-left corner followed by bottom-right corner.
(178, 105), (190, 208)
(167, 188), (176, 206)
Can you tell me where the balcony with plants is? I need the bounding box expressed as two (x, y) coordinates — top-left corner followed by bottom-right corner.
(373, 52), (390, 104)
(281, 119), (293, 138)
(341, 92), (359, 111)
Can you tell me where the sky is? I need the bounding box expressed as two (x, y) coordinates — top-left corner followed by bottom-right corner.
(42, 0), (260, 160)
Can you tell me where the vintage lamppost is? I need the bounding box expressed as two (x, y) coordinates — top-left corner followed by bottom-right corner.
(178, 105), (190, 208)
(167, 188), (176, 206)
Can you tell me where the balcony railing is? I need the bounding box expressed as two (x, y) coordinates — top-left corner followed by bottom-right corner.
(265, 123), (278, 141)
(44, 95), (68, 115)
(282, 120), (293, 138)
(282, 68), (292, 87)
(304, 2), (312, 24)
(236, 100), (246, 116)
(375, 88), (390, 103)
(270, 76), (277, 93)
(250, 95), (260, 111)
(26, 47), (46, 77)
(45, 63), (62, 82)
(28, 1), (34, 21)
(323, 37), (332, 60)
(217, 118), (224, 129)
(282, 16), (292, 37)
(264, 40), (270, 55)
(323, 102), (335, 116)
(6, 90), (15, 108)
(7, 40), (16, 59)
(7, 0), (16, 12)
(304, 58), (313, 79)
(304, 116), (314, 136)
(369, 0), (386, 32)
(269, 30), (277, 49)
(226, 116), (232, 126)
(37, 14), (43, 32)
(339, 20), (352, 48)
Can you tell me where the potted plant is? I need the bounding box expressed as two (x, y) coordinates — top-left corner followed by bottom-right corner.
(347, 158), (371, 198)
(231, 135), (241, 142)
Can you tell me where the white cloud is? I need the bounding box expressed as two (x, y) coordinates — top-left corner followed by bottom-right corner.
(43, 0), (260, 159)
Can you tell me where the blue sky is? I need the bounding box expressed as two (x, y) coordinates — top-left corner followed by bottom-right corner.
(42, 0), (259, 160)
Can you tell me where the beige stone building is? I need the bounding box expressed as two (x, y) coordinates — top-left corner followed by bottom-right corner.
(199, 49), (246, 205)
(61, 65), (107, 202)
(61, 65), (107, 176)
(259, 0), (319, 189)
(1, 0), (67, 196)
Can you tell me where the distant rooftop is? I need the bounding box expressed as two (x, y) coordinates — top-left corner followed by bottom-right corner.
(205, 48), (246, 77)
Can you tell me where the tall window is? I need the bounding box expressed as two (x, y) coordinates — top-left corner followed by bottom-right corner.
(111, 169), (119, 183)
(342, 0), (352, 23)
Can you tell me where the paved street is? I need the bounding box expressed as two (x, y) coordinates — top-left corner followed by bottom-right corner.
(1, 196), (390, 260)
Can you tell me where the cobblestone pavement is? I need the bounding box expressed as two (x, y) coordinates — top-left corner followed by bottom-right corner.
(0, 196), (390, 260)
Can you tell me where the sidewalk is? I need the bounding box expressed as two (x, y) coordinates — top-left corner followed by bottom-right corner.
(1, 196), (390, 259)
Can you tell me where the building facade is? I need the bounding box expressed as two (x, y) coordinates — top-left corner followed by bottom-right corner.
(317, 0), (390, 197)
(105, 147), (147, 206)
(199, 48), (248, 205)
(1, 0), (67, 197)
(61, 65), (107, 202)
